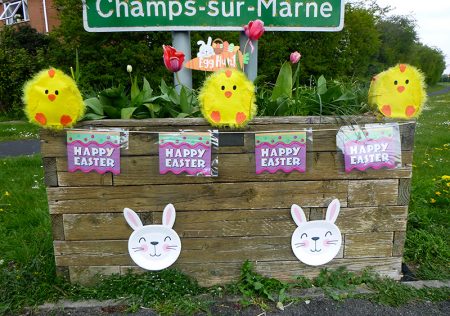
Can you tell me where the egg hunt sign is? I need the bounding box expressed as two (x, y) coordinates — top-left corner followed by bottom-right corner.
(159, 132), (215, 176)
(67, 131), (121, 175)
(255, 132), (307, 174)
(336, 124), (402, 173)
(83, 0), (344, 32)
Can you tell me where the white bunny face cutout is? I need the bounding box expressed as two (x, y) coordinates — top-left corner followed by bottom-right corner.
(124, 204), (181, 271)
(291, 199), (342, 266)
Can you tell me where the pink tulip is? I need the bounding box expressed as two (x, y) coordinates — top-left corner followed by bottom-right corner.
(162, 45), (185, 73)
(244, 20), (265, 41)
(290, 51), (302, 64)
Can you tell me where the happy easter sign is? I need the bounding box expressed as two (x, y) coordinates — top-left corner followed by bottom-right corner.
(337, 124), (402, 173)
(159, 132), (214, 176)
(255, 132), (307, 174)
(83, 0), (344, 32)
(67, 131), (121, 174)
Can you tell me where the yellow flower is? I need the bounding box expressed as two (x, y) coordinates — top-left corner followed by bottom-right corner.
(4, 191), (9, 197)
(447, 182), (450, 187)
(442, 175), (450, 181)
(435, 191), (441, 196)
(0, 208), (3, 212)
(430, 198), (436, 203)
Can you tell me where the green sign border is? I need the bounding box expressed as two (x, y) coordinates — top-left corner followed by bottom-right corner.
(83, 1), (345, 32)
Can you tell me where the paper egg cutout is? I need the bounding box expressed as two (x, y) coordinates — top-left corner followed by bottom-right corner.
(124, 204), (181, 271)
(291, 199), (342, 266)
(198, 68), (257, 128)
(368, 64), (426, 119)
(23, 68), (85, 129)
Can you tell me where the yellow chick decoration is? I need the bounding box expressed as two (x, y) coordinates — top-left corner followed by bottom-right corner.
(368, 64), (426, 119)
(199, 69), (257, 128)
(23, 68), (85, 129)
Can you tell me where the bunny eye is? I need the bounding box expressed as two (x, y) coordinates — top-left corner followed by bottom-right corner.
(325, 231), (332, 237)
(301, 233), (308, 239)
(139, 237), (146, 243)
(164, 236), (172, 242)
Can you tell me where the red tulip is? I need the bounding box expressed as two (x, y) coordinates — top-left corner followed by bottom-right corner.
(162, 45), (185, 73)
(244, 19), (265, 41)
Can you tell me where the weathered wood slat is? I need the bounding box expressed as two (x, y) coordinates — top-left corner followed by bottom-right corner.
(393, 231), (407, 257)
(47, 181), (348, 214)
(67, 256), (402, 286)
(42, 157), (58, 187)
(398, 178), (412, 205)
(58, 171), (113, 187)
(344, 232), (394, 258)
(348, 179), (399, 207)
(62, 206), (407, 241)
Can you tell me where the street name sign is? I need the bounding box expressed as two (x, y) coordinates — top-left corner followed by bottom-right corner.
(83, 0), (345, 32)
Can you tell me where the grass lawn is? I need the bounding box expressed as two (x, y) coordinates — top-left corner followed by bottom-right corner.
(0, 87), (449, 314)
(0, 121), (39, 142)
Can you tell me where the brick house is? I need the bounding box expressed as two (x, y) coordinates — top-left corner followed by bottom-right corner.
(0, 0), (59, 33)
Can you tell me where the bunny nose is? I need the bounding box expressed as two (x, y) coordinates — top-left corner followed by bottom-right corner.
(151, 241), (159, 246)
(225, 91), (232, 98)
(48, 94), (56, 101)
(397, 86), (405, 93)
(312, 237), (320, 241)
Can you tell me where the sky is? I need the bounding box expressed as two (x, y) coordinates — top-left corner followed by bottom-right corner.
(374, 0), (450, 74)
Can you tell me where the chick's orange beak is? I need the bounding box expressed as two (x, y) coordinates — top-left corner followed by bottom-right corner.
(225, 91), (232, 98)
(397, 86), (405, 93)
(48, 94), (56, 102)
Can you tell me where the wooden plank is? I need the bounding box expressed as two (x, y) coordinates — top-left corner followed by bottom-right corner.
(348, 179), (399, 207)
(69, 266), (120, 285)
(58, 171), (113, 187)
(51, 214), (65, 241)
(61, 206), (406, 241)
(337, 206), (407, 233)
(115, 256), (402, 287)
(344, 232), (394, 258)
(393, 231), (406, 257)
(42, 157), (58, 187)
(398, 178), (412, 205)
(47, 181), (348, 214)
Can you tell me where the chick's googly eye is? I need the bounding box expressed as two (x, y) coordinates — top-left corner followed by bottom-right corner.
(45, 90), (49, 94)
(405, 79), (409, 84)
(55, 90), (59, 95)
(221, 86), (225, 90)
(233, 85), (237, 90)
(394, 80), (398, 85)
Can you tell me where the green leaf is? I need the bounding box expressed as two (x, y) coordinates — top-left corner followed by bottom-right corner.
(160, 79), (169, 94)
(84, 97), (104, 115)
(83, 113), (106, 120)
(317, 75), (328, 95)
(103, 105), (121, 119)
(167, 87), (180, 105)
(142, 77), (153, 102)
(253, 282), (263, 290)
(121, 107), (137, 119)
(179, 86), (190, 114)
(131, 76), (140, 101)
(271, 62), (292, 101)
(176, 112), (190, 118)
(144, 103), (161, 113)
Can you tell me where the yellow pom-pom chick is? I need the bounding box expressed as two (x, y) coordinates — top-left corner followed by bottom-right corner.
(368, 64), (426, 119)
(23, 68), (85, 129)
(199, 69), (257, 128)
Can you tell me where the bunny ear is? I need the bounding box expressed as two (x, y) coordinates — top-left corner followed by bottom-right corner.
(326, 199), (340, 223)
(162, 204), (176, 228)
(291, 204), (307, 227)
(123, 208), (143, 231)
(207, 37), (212, 45)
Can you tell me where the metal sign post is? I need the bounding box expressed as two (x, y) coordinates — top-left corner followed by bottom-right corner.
(172, 31), (192, 91)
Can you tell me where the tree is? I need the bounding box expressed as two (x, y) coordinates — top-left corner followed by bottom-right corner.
(411, 44), (446, 85)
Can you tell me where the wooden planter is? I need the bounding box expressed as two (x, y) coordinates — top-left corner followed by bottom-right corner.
(40, 116), (415, 286)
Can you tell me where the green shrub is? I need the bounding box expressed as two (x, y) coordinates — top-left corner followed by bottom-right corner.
(0, 26), (49, 118)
